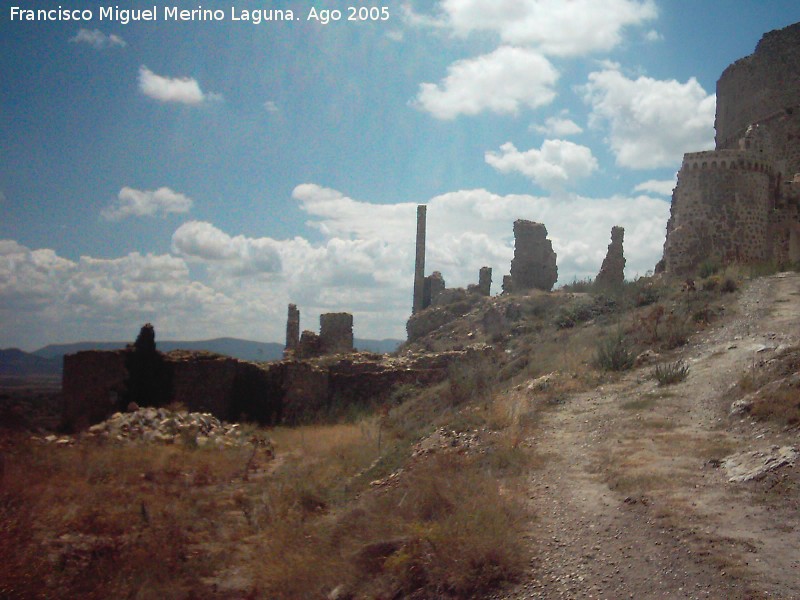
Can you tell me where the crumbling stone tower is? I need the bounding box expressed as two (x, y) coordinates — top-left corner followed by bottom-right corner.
(412, 205), (427, 314)
(661, 22), (800, 273)
(285, 304), (300, 352)
(595, 226), (625, 289)
(510, 220), (558, 291)
(319, 312), (354, 354)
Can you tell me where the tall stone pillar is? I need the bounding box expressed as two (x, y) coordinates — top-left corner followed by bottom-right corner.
(285, 304), (300, 351)
(478, 267), (492, 296)
(412, 205), (427, 314)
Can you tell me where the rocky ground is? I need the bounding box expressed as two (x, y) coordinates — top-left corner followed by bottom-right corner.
(499, 272), (800, 599)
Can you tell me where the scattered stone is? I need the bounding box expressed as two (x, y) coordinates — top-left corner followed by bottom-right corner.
(39, 407), (271, 450)
(721, 445), (798, 483)
(634, 350), (660, 367)
(527, 373), (557, 392)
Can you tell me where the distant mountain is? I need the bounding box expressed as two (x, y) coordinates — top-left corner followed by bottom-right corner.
(31, 336), (402, 367)
(0, 348), (62, 377)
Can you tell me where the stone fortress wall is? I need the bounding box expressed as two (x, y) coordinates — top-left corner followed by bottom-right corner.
(661, 22), (800, 274)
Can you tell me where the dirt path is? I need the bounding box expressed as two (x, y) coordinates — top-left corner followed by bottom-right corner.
(500, 273), (800, 600)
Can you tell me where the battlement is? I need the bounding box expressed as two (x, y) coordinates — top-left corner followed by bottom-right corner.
(681, 150), (774, 175)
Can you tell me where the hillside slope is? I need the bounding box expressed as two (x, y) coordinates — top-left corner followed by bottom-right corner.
(499, 272), (800, 599)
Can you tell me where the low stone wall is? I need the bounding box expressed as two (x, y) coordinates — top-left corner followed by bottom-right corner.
(61, 346), (488, 430)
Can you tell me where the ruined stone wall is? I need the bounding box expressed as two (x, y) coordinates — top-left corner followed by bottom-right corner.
(62, 350), (128, 430)
(422, 271), (445, 309)
(478, 267), (492, 296)
(662, 22), (800, 275)
(715, 22), (800, 160)
(663, 151), (772, 273)
(285, 304), (300, 352)
(63, 346), (471, 429)
(510, 220), (557, 291)
(319, 312), (354, 354)
(595, 226), (625, 289)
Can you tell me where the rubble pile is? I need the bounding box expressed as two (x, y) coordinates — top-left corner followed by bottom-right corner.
(86, 407), (251, 446)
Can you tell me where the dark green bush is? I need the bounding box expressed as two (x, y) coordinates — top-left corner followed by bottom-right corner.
(594, 330), (635, 372)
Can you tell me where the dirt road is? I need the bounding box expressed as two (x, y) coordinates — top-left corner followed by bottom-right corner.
(502, 273), (800, 600)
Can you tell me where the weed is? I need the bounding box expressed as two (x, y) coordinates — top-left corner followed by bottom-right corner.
(594, 330), (635, 372)
(561, 277), (595, 293)
(653, 360), (690, 386)
(446, 353), (495, 405)
(697, 259), (721, 279)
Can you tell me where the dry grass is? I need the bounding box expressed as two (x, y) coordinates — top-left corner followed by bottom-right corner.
(749, 388), (800, 427)
(1, 372), (532, 600)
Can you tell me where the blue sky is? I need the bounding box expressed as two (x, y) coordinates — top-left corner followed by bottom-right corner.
(1, 1), (798, 350)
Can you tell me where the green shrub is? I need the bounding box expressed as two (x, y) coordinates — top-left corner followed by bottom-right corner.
(697, 259), (720, 279)
(653, 360), (690, 386)
(561, 277), (595, 293)
(594, 330), (635, 372)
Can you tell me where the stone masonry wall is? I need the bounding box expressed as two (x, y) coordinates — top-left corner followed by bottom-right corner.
(62, 350), (128, 431)
(62, 347), (479, 430)
(663, 152), (772, 273)
(285, 304), (300, 352)
(715, 22), (800, 160)
(595, 226), (625, 289)
(319, 312), (354, 354)
(661, 22), (800, 274)
(510, 220), (558, 291)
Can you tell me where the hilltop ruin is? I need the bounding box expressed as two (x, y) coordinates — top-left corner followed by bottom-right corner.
(660, 22), (800, 273)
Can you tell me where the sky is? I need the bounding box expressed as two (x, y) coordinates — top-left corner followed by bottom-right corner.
(1, 1), (798, 351)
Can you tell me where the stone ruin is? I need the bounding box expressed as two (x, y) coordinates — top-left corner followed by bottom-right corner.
(660, 21), (800, 274)
(61, 324), (495, 431)
(509, 220), (558, 292)
(467, 267), (492, 296)
(423, 271), (445, 307)
(284, 306), (355, 359)
(595, 226), (626, 289)
(285, 303), (300, 353)
(320, 313), (354, 354)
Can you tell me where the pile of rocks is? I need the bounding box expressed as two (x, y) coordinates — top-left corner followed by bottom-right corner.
(85, 407), (254, 446)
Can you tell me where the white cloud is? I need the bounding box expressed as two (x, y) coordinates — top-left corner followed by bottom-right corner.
(485, 140), (598, 190)
(531, 116), (583, 137)
(582, 67), (716, 168)
(409, 0), (657, 56)
(172, 221), (282, 275)
(101, 186), (193, 221)
(0, 183), (672, 348)
(0, 242), (239, 348)
(414, 46), (558, 119)
(70, 28), (126, 49)
(138, 66), (217, 105)
(386, 30), (404, 42)
(264, 100), (279, 113)
(634, 178), (676, 196)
